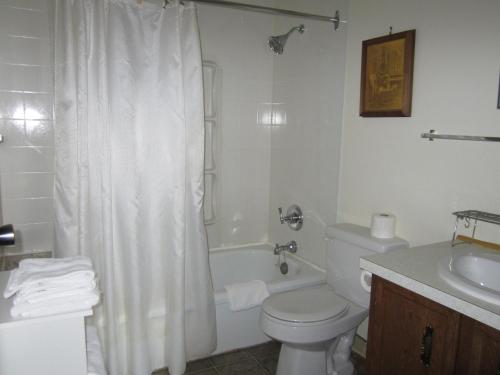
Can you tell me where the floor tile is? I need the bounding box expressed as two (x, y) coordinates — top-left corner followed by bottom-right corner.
(255, 355), (278, 375)
(215, 358), (268, 375)
(151, 369), (169, 375)
(210, 350), (252, 367)
(152, 358), (215, 375)
(150, 342), (366, 375)
(245, 341), (281, 359)
(189, 370), (218, 375)
(185, 358), (214, 373)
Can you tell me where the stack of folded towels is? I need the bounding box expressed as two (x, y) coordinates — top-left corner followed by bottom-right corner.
(3, 256), (100, 318)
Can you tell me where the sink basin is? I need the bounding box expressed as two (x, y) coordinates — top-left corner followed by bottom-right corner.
(438, 246), (500, 305)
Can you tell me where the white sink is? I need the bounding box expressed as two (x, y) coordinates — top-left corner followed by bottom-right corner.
(438, 246), (500, 306)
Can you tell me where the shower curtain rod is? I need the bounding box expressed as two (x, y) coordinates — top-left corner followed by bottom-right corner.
(167, 0), (346, 30)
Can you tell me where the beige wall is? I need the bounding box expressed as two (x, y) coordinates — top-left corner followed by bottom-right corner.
(339, 0), (500, 246)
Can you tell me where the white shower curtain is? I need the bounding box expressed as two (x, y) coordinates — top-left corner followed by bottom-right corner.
(53, 1), (216, 374)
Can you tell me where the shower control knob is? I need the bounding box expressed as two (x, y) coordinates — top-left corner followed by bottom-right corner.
(278, 207), (285, 224)
(278, 205), (303, 231)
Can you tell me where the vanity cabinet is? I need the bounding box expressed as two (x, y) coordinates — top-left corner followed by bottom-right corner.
(455, 316), (500, 375)
(366, 275), (500, 375)
(366, 275), (460, 374)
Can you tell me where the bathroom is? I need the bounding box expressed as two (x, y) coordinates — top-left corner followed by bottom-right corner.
(0, 0), (499, 374)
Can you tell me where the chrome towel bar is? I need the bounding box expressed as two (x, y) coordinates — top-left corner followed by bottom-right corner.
(421, 129), (500, 142)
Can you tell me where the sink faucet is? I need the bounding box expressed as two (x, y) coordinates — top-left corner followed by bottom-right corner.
(274, 241), (298, 255)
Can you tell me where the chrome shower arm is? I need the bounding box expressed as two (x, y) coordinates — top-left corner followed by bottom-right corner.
(287, 24), (305, 36)
(268, 24), (305, 55)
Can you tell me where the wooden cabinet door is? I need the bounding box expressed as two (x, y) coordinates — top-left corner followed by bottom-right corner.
(456, 316), (500, 375)
(366, 275), (460, 375)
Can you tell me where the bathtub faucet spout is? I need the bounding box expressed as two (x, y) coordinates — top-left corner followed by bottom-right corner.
(274, 241), (298, 255)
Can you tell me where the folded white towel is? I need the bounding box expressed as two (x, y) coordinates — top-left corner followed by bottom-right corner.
(4, 264), (95, 298)
(10, 290), (100, 318)
(18, 256), (93, 271)
(13, 282), (97, 305)
(86, 325), (108, 375)
(225, 280), (270, 312)
(16, 278), (97, 298)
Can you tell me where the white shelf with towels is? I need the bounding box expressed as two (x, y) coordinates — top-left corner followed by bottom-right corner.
(0, 271), (92, 375)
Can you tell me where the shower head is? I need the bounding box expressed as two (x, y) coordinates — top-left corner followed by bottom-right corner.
(268, 24), (305, 55)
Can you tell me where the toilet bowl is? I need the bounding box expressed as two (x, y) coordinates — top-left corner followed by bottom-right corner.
(260, 285), (367, 375)
(260, 223), (409, 375)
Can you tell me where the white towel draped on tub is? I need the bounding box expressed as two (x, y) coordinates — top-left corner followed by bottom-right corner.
(225, 280), (270, 312)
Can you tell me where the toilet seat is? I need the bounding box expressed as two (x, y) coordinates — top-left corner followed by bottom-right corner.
(262, 288), (349, 323)
(260, 286), (367, 346)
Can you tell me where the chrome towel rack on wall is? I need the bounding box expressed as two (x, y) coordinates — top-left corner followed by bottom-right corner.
(451, 210), (500, 246)
(421, 129), (500, 142)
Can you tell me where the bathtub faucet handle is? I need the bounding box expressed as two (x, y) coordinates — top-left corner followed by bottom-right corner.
(287, 240), (298, 253)
(274, 241), (298, 255)
(274, 243), (280, 253)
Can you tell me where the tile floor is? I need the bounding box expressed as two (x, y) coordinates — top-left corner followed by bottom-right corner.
(152, 340), (366, 375)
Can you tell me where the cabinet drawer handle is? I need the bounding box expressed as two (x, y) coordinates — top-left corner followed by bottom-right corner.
(420, 325), (433, 367)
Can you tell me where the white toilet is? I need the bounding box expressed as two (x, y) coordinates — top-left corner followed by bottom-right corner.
(260, 223), (409, 375)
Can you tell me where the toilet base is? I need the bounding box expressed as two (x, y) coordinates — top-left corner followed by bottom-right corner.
(277, 344), (327, 375)
(276, 329), (356, 375)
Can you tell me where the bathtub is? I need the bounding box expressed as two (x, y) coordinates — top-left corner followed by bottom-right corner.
(209, 243), (325, 354)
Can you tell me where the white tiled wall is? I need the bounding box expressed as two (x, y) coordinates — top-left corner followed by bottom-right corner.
(0, 0), (54, 255)
(198, 0), (347, 260)
(268, 0), (348, 266)
(0, 0), (346, 266)
(198, 2), (275, 249)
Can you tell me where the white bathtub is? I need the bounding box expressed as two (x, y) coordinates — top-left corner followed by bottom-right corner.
(209, 244), (325, 354)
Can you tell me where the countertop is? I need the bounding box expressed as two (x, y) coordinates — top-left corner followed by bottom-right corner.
(360, 241), (500, 330)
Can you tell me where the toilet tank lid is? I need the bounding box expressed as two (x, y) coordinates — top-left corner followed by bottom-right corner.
(325, 223), (409, 253)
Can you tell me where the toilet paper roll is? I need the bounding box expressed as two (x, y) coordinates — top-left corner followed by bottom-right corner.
(370, 213), (396, 239)
(360, 270), (372, 292)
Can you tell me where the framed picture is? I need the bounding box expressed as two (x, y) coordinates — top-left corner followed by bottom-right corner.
(360, 29), (416, 117)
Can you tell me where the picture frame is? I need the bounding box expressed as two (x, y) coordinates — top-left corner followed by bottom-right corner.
(497, 73), (500, 109)
(360, 29), (416, 117)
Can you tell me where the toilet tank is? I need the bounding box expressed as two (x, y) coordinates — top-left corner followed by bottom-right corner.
(325, 223), (409, 308)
